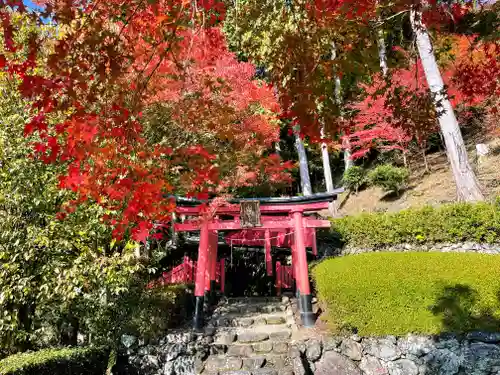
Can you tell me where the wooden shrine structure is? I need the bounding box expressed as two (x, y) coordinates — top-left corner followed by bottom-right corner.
(173, 191), (343, 330)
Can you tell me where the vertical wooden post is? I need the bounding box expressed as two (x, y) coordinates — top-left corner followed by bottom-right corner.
(311, 228), (318, 257)
(265, 229), (272, 276)
(183, 254), (190, 283)
(220, 258), (225, 295)
(293, 211), (314, 328)
(276, 261), (282, 296)
(209, 231), (218, 301)
(193, 221), (209, 331)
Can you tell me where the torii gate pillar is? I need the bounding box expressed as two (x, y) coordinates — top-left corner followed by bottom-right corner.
(292, 210), (314, 328)
(193, 220), (209, 331)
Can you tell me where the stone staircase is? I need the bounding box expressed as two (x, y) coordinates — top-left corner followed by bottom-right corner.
(200, 297), (297, 375)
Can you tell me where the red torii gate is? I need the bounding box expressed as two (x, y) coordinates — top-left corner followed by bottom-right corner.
(173, 191), (342, 331)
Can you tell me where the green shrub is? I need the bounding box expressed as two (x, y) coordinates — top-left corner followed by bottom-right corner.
(368, 164), (409, 194)
(0, 347), (109, 375)
(342, 166), (366, 193)
(313, 252), (500, 336)
(333, 202), (500, 248)
(81, 282), (192, 347)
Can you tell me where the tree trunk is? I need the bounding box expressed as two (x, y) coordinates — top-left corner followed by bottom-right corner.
(294, 128), (313, 196)
(377, 27), (389, 76)
(410, 7), (484, 202)
(320, 126), (334, 193)
(332, 42), (353, 172)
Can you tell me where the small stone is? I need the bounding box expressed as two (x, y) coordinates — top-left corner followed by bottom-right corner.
(289, 346), (301, 359)
(253, 341), (273, 353)
(210, 344), (227, 355)
(466, 332), (500, 343)
(387, 359), (419, 375)
(227, 345), (253, 357)
(163, 361), (175, 375)
(350, 334), (361, 342)
(173, 356), (195, 375)
(242, 357), (265, 370)
(204, 357), (243, 372)
(164, 343), (185, 361)
(314, 351), (362, 375)
(397, 334), (435, 357)
(463, 342), (500, 374)
(278, 367), (294, 375)
(292, 356), (307, 375)
(306, 339), (322, 362)
(253, 369), (278, 375)
(221, 371), (251, 375)
(266, 316), (286, 325)
(234, 318), (254, 327)
(323, 337), (342, 352)
(143, 355), (160, 369)
(238, 332), (269, 343)
(260, 305), (275, 314)
(363, 337), (401, 361)
(215, 333), (236, 346)
(254, 317), (267, 326)
(269, 330), (291, 341)
(265, 355), (288, 368)
(273, 342), (289, 354)
(282, 296), (290, 304)
(359, 355), (389, 375)
(340, 338), (362, 361)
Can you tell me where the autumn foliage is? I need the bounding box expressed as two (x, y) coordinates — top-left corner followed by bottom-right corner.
(0, 0), (291, 241)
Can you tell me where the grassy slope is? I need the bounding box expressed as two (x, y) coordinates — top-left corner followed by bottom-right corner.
(333, 137), (500, 217)
(313, 252), (500, 336)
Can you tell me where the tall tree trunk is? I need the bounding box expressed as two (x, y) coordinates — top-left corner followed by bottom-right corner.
(377, 27), (389, 76)
(332, 42), (353, 171)
(410, 7), (484, 201)
(320, 126), (334, 193)
(294, 128), (313, 196)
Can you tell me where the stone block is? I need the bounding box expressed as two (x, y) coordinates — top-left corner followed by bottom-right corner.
(227, 344), (253, 357)
(237, 333), (269, 343)
(204, 356), (243, 372)
(273, 342), (288, 354)
(387, 359), (419, 375)
(269, 330), (291, 341)
(305, 339), (322, 362)
(252, 369), (278, 375)
(314, 351), (362, 375)
(242, 357), (265, 370)
(340, 338), (362, 361)
(363, 337), (401, 361)
(359, 355), (389, 375)
(233, 317), (254, 327)
(214, 333), (236, 346)
(253, 341), (273, 353)
(266, 316), (286, 325)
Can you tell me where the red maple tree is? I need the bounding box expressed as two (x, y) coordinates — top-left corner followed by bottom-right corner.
(0, 0), (291, 241)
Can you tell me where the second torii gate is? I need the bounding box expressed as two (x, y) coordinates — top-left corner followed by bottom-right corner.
(173, 191), (342, 331)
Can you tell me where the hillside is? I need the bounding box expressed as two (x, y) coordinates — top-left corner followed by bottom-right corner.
(333, 136), (500, 217)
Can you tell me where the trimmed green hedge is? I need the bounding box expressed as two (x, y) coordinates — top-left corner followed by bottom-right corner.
(0, 347), (109, 375)
(333, 202), (500, 248)
(312, 252), (500, 336)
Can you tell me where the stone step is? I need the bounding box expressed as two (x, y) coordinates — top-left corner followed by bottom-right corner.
(213, 313), (288, 328)
(203, 354), (291, 374)
(215, 303), (288, 316)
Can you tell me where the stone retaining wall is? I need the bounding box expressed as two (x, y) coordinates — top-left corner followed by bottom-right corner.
(336, 242), (500, 256)
(293, 332), (500, 375)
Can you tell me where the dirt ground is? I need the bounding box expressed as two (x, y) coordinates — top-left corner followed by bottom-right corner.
(330, 136), (500, 217)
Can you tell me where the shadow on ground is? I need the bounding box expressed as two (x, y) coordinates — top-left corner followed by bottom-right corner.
(429, 284), (500, 333)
